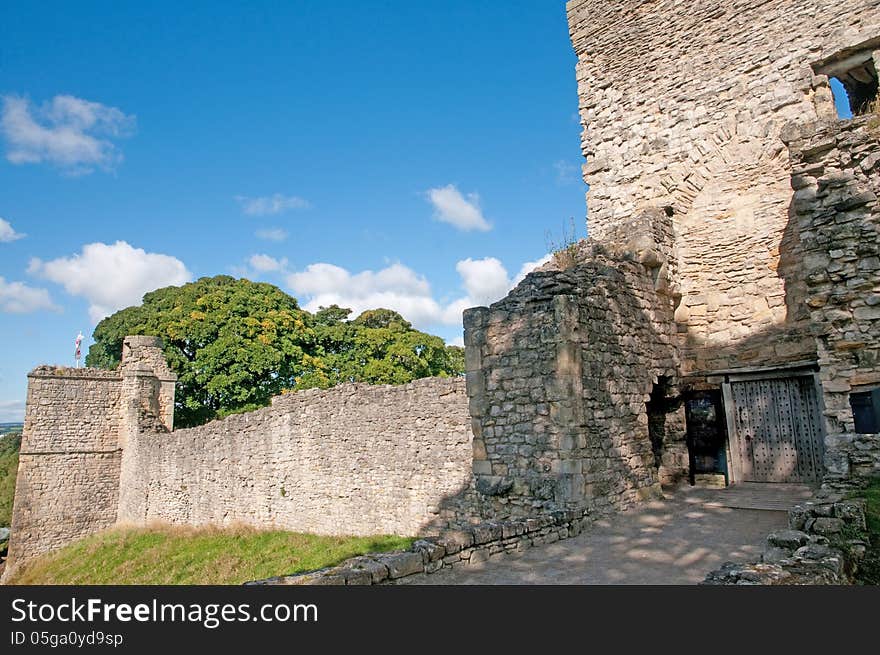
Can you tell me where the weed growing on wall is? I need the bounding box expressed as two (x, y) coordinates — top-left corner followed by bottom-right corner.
(545, 217), (582, 270)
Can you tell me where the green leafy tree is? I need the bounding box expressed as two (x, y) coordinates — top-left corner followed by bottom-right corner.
(87, 276), (320, 427)
(296, 305), (465, 389)
(87, 281), (464, 428)
(0, 431), (21, 527)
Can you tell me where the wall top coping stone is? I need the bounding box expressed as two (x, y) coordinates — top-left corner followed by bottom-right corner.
(269, 375), (465, 406)
(463, 252), (645, 317)
(27, 365), (122, 381)
(123, 335), (164, 348)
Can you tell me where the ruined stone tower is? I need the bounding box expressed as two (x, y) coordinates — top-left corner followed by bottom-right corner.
(5, 337), (175, 568)
(460, 0), (880, 522)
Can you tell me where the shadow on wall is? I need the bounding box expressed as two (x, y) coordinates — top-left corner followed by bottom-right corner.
(418, 117), (879, 533)
(416, 239), (686, 533)
(672, 204), (814, 376)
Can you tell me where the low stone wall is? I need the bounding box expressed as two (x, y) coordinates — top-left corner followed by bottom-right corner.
(703, 487), (869, 585)
(121, 378), (473, 537)
(245, 508), (590, 585)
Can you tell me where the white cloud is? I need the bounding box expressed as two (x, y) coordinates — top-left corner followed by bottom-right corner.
(455, 257), (511, 306)
(248, 254), (288, 273)
(236, 194), (310, 216)
(255, 228), (289, 242)
(0, 277), (59, 313)
(0, 218), (25, 242)
(286, 254), (551, 332)
(0, 399), (25, 423)
(287, 262), (443, 327)
(448, 254), (550, 317)
(29, 241), (191, 322)
(553, 160), (579, 185)
(288, 263), (353, 296)
(513, 254), (552, 286)
(426, 184), (491, 232)
(440, 296), (475, 326)
(1, 94), (135, 174)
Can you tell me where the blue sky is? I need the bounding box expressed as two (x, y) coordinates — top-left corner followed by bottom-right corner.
(830, 78), (855, 119)
(1, 4), (856, 423)
(0, 1), (588, 421)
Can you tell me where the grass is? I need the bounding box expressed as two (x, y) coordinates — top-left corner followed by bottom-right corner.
(855, 478), (880, 585)
(5, 524), (412, 585)
(545, 217), (582, 270)
(0, 432), (21, 527)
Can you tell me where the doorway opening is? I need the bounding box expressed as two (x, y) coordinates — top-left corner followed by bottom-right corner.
(684, 389), (729, 487)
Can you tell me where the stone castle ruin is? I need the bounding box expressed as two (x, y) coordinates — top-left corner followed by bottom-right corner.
(5, 0), (880, 576)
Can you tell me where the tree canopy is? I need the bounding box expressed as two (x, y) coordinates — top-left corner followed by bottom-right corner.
(87, 276), (464, 427)
(296, 305), (464, 390)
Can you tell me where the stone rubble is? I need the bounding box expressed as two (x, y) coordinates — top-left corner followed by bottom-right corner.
(703, 488), (869, 584)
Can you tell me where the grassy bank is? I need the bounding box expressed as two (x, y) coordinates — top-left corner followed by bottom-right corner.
(6, 525), (412, 585)
(0, 432), (21, 526)
(857, 478), (880, 585)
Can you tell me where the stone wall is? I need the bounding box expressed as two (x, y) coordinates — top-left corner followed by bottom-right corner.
(120, 378), (473, 537)
(119, 335), (177, 431)
(5, 336), (472, 572)
(566, 0), (880, 374)
(784, 115), (880, 479)
(454, 225), (684, 525)
(5, 336), (175, 571)
(7, 368), (124, 564)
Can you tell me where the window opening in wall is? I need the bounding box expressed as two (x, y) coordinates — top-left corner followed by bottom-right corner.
(850, 389), (880, 434)
(817, 50), (878, 118)
(836, 57), (877, 116)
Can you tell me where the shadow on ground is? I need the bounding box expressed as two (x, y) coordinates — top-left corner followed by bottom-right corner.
(402, 486), (788, 585)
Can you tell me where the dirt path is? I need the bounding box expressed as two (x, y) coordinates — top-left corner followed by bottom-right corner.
(400, 487), (788, 585)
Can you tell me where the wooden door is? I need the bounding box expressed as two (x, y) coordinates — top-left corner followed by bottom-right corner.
(727, 375), (823, 484)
